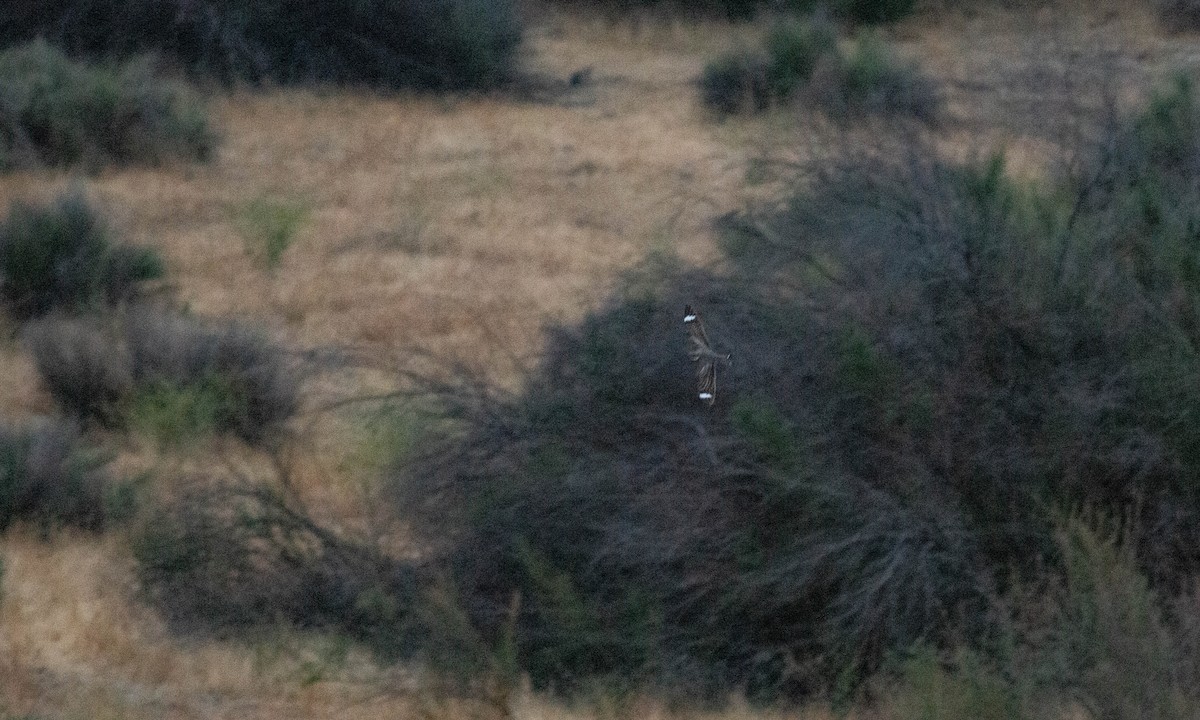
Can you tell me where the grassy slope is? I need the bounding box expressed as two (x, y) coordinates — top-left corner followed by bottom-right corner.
(0, 2), (1193, 717)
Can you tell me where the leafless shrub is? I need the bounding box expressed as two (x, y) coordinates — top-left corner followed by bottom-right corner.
(133, 479), (421, 655)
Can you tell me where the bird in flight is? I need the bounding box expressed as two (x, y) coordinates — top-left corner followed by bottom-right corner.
(684, 304), (731, 405)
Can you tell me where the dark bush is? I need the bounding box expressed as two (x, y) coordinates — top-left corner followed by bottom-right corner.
(544, 0), (916, 24)
(396, 266), (991, 698)
(133, 480), (421, 655)
(699, 52), (771, 116)
(699, 18), (938, 121)
(24, 315), (132, 427)
(0, 418), (110, 532)
(0, 0), (521, 91)
(542, 0), (762, 19)
(27, 307), (300, 446)
(392, 77), (1200, 700)
(764, 17), (839, 100)
(0, 190), (165, 320)
(1135, 73), (1200, 171)
(831, 32), (940, 122)
(0, 40), (213, 171)
(1158, 0), (1200, 33)
(833, 0), (917, 25)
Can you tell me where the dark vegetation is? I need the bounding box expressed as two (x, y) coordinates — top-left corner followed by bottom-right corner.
(700, 18), (939, 121)
(3, 0), (1189, 713)
(0, 190), (164, 320)
(363, 74), (1200, 705)
(26, 307), (299, 446)
(1157, 0), (1200, 32)
(883, 513), (1199, 720)
(0, 0), (522, 91)
(803, 0), (916, 25)
(0, 40), (213, 171)
(133, 481), (421, 652)
(0, 418), (111, 532)
(551, 0), (917, 24)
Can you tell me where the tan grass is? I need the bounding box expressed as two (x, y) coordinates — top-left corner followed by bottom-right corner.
(0, 530), (849, 719)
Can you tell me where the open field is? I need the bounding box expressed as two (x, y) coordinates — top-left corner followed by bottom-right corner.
(0, 1), (1198, 717)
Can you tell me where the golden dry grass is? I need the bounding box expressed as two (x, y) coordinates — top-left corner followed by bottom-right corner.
(0, 2), (1193, 717)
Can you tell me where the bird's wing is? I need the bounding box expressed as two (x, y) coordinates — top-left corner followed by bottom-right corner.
(684, 306), (713, 359)
(696, 358), (716, 405)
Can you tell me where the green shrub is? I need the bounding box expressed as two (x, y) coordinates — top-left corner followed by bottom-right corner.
(352, 401), (438, 475)
(0, 418), (110, 532)
(881, 516), (1200, 720)
(0, 0), (521, 91)
(700, 17), (840, 116)
(730, 395), (798, 469)
(126, 379), (239, 448)
(737, 116), (1200, 566)
(1003, 515), (1200, 720)
(125, 309), (301, 445)
(1135, 73), (1199, 170)
(1053, 519), (1195, 719)
(26, 307), (300, 446)
(234, 195), (310, 271)
(835, 32), (939, 122)
(0, 40), (213, 171)
(884, 646), (1025, 720)
(764, 16), (839, 100)
(699, 17), (938, 121)
(0, 190), (165, 320)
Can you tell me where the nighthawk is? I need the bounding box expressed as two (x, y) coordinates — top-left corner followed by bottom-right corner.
(683, 304), (731, 405)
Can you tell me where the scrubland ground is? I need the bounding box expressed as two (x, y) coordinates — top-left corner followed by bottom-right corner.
(0, 1), (1194, 717)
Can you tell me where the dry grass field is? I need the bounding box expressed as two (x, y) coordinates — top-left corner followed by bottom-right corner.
(0, 1), (1196, 717)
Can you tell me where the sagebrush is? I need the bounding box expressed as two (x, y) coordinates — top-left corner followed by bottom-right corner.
(27, 307), (299, 446)
(0, 419), (110, 532)
(0, 40), (213, 171)
(0, 190), (164, 320)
